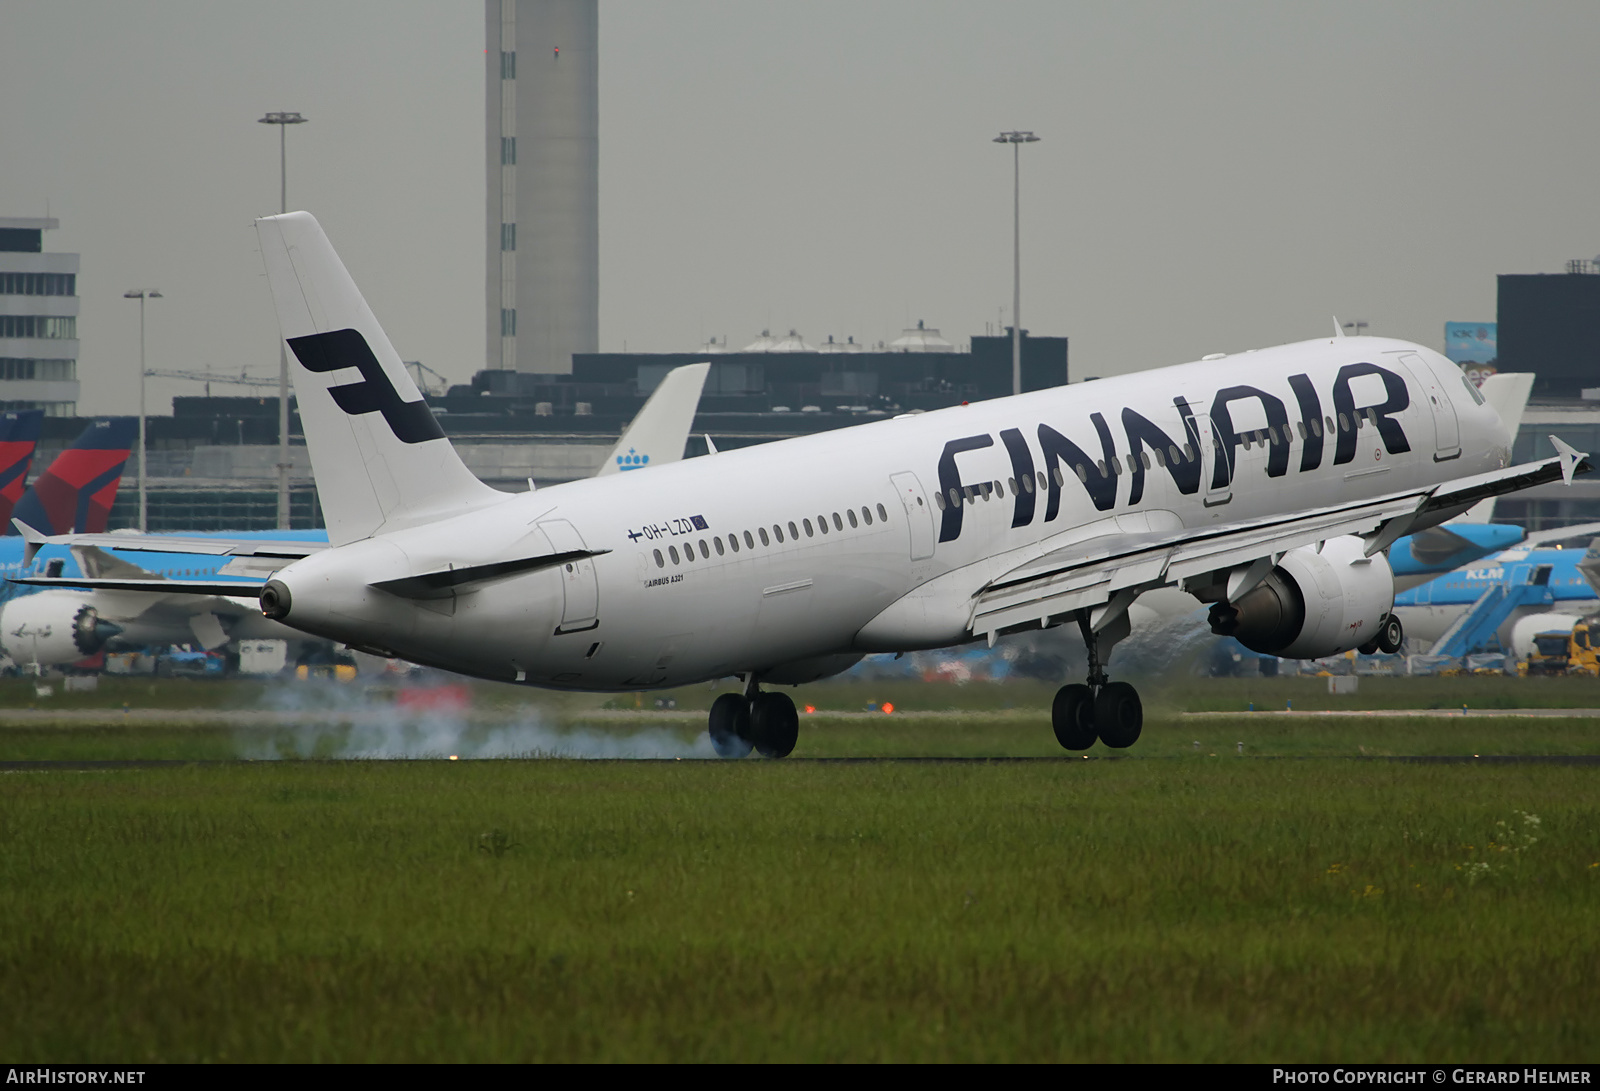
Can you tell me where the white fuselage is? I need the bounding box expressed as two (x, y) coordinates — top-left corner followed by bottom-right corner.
(271, 337), (1507, 689)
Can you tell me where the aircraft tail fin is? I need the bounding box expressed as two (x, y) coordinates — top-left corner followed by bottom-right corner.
(598, 362), (711, 475)
(1458, 372), (1535, 524)
(0, 409), (44, 529)
(10, 417), (136, 536)
(254, 212), (502, 545)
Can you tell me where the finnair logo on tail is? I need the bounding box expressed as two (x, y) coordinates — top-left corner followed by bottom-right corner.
(287, 328), (446, 445)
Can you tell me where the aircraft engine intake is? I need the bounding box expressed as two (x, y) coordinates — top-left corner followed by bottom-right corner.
(1207, 536), (1394, 659)
(0, 591), (126, 667)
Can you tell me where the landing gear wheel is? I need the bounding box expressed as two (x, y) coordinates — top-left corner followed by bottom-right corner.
(708, 692), (753, 759)
(1376, 613), (1404, 655)
(1358, 638), (1380, 655)
(1051, 683), (1098, 751)
(1094, 681), (1143, 749)
(749, 692), (799, 759)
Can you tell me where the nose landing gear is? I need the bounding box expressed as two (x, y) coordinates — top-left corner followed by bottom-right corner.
(707, 676), (798, 759)
(1050, 610), (1144, 751)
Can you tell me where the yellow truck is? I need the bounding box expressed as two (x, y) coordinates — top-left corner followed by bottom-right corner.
(1524, 618), (1600, 676)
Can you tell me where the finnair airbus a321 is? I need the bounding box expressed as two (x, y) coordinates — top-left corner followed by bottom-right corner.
(16, 213), (1591, 757)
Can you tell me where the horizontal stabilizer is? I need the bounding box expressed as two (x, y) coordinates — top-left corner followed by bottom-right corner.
(371, 548), (610, 600)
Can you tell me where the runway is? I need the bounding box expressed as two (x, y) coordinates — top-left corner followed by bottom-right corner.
(4, 754), (1599, 770)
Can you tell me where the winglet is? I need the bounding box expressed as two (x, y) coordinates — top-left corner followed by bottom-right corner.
(1332, 316), (1345, 339)
(11, 518), (47, 566)
(704, 434), (719, 455)
(1550, 435), (1590, 486)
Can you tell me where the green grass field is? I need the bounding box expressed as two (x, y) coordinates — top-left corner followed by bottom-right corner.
(0, 675), (1596, 1061)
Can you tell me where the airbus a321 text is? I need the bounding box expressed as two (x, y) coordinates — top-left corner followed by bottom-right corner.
(15, 213), (1590, 758)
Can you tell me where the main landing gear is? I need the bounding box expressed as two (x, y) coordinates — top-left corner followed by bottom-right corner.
(1357, 612), (1405, 656)
(708, 676), (798, 759)
(1051, 612), (1144, 751)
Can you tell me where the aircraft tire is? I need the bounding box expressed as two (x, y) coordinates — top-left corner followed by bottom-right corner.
(749, 692), (799, 759)
(708, 692), (754, 759)
(1051, 683), (1097, 751)
(1376, 613), (1404, 655)
(1094, 682), (1143, 749)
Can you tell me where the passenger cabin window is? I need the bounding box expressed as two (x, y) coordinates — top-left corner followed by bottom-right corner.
(804, 518), (814, 537)
(788, 520), (799, 538)
(744, 531), (755, 549)
(669, 545), (680, 564)
(773, 524), (784, 543)
(876, 503), (888, 522)
(759, 527), (770, 546)
(653, 549), (664, 568)
(714, 537), (725, 556)
(861, 507), (872, 525)
(833, 513), (844, 530)
(819, 512), (832, 529)
(730, 535), (741, 553)
(847, 509), (858, 528)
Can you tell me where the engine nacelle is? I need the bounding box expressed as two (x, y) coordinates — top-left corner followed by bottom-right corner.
(1207, 536), (1393, 659)
(0, 591), (126, 667)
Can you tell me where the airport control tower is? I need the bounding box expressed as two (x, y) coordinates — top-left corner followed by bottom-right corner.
(485, 0), (599, 376)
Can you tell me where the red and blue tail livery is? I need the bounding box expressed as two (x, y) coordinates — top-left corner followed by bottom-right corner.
(10, 418), (137, 536)
(0, 409), (43, 531)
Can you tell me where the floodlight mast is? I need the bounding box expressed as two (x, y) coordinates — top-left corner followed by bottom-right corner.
(259, 111), (308, 529)
(123, 289), (163, 533)
(994, 130), (1040, 397)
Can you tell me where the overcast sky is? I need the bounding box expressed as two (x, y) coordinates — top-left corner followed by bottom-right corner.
(3, 1), (1597, 415)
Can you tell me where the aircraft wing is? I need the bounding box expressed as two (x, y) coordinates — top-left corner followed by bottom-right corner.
(970, 444), (1589, 641)
(11, 520), (327, 567)
(8, 576), (266, 597)
(1521, 520), (1600, 548)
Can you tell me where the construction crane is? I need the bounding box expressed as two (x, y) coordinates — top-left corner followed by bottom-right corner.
(145, 361), (449, 398)
(144, 369), (278, 397)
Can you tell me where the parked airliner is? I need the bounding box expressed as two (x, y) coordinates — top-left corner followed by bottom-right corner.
(16, 213), (1588, 756)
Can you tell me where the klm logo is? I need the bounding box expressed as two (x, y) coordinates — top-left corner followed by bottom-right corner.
(286, 329), (446, 445)
(617, 447), (650, 471)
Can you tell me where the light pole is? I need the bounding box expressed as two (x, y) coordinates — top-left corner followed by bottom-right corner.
(259, 111), (307, 529)
(123, 289), (163, 533)
(994, 130), (1040, 397)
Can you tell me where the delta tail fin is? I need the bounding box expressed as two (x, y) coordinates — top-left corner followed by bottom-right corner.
(0, 409), (43, 529)
(254, 212), (502, 545)
(598, 362), (711, 475)
(10, 417), (136, 536)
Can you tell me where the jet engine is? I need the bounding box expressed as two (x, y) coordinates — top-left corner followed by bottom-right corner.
(0, 591), (126, 667)
(1207, 536), (1394, 659)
